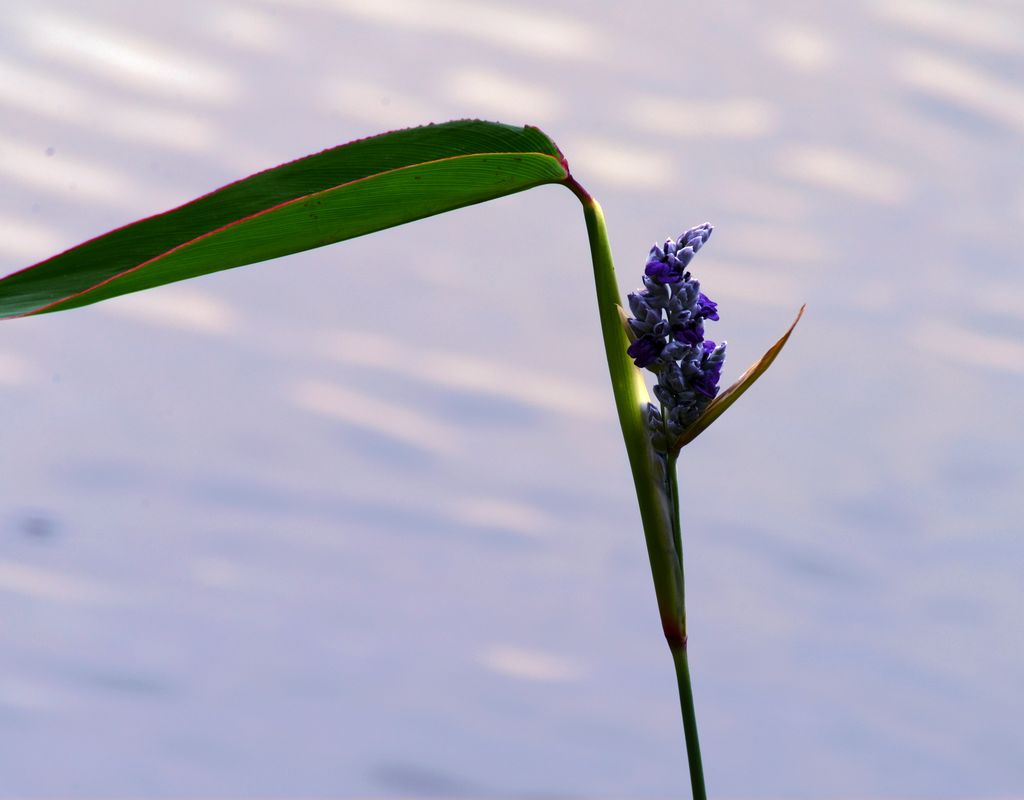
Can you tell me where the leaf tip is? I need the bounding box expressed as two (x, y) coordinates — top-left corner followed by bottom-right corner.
(617, 304), (637, 343)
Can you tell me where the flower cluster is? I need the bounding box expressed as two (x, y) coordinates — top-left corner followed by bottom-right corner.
(626, 223), (726, 452)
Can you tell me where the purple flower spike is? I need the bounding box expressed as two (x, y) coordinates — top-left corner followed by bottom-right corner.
(624, 222), (725, 450)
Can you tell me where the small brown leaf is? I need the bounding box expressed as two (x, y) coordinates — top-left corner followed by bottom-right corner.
(672, 304), (805, 452)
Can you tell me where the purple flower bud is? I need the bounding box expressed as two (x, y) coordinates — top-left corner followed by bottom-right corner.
(641, 279), (671, 308)
(645, 258), (684, 283)
(627, 334), (665, 368)
(626, 292), (644, 314)
(697, 293), (719, 321)
(660, 341), (689, 363)
(673, 321), (704, 345)
(679, 222), (713, 252)
(692, 340), (726, 398)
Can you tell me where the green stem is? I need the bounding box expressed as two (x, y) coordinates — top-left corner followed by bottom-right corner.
(666, 453), (704, 800)
(565, 178), (707, 798)
(671, 643), (708, 800)
(565, 178), (685, 644)
(666, 451), (683, 569)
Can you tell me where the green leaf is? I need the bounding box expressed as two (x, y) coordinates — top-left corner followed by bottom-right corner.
(0, 120), (568, 320)
(672, 304), (805, 452)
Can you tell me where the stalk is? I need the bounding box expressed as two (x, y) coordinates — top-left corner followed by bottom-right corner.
(667, 456), (706, 800)
(671, 643), (707, 800)
(565, 178), (706, 798)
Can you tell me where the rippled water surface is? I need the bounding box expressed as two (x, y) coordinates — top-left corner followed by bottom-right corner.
(1, 1), (1023, 797)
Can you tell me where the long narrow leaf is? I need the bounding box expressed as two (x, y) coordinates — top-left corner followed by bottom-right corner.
(0, 121), (567, 319)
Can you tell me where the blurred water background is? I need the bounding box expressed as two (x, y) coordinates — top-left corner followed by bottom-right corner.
(1, 0), (1023, 796)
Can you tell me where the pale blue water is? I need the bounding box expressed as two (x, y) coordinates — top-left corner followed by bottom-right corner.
(1, 0), (1022, 797)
